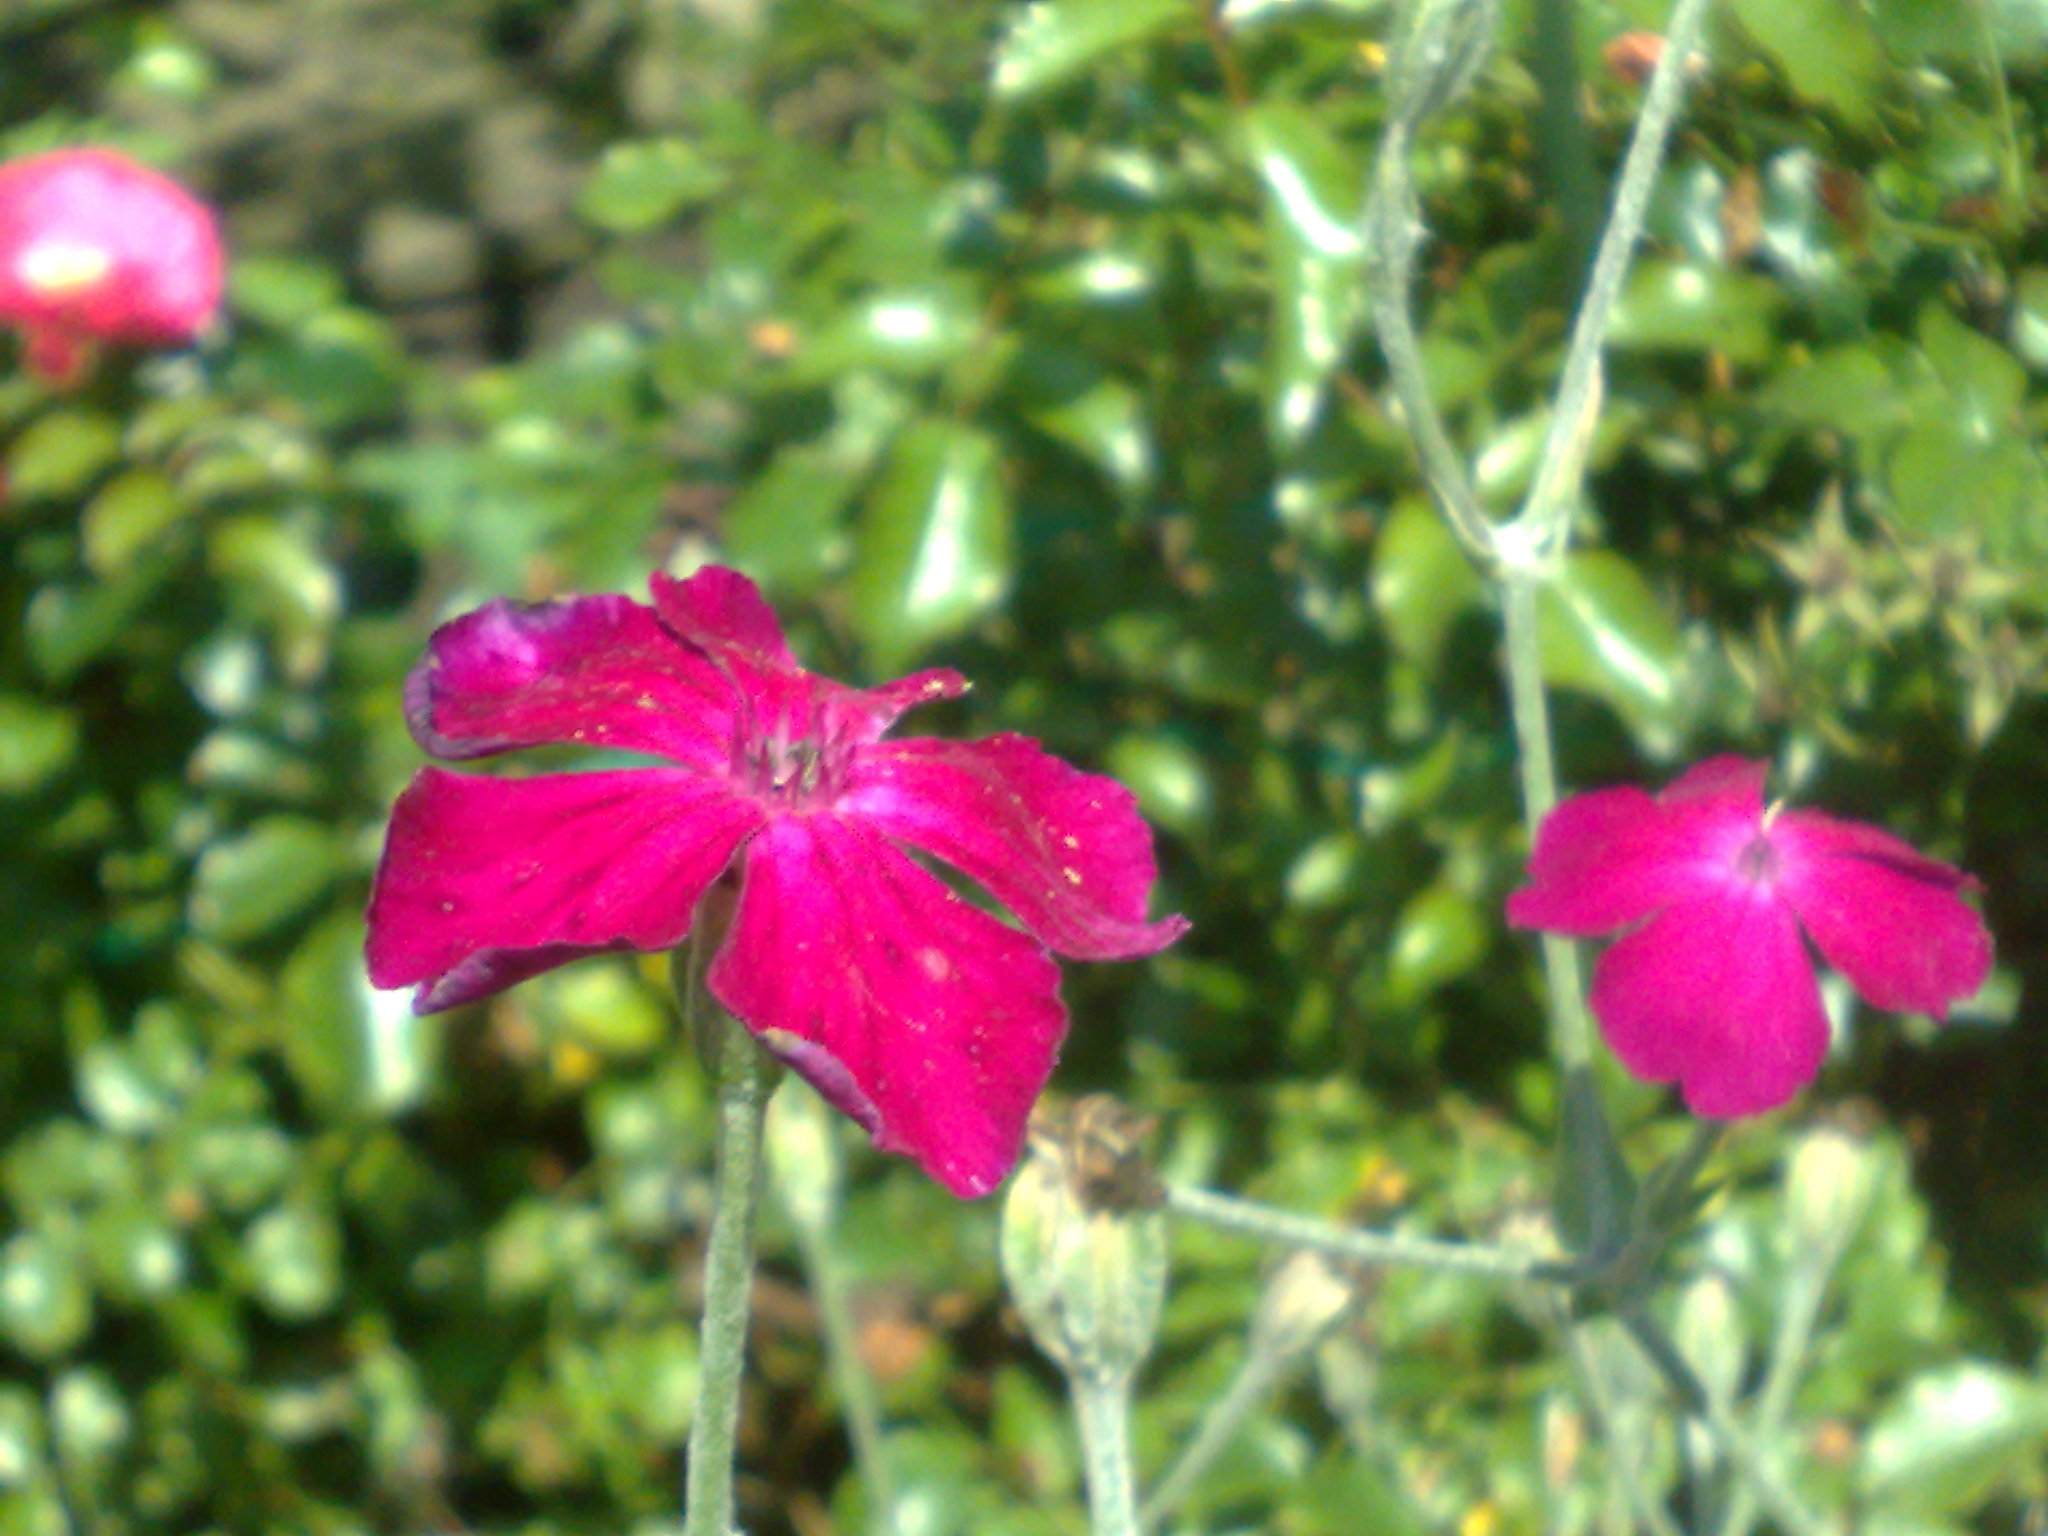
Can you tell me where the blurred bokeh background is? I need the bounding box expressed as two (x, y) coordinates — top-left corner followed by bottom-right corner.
(3, 0), (2048, 1531)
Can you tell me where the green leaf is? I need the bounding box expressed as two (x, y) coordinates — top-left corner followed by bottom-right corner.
(243, 1200), (343, 1322)
(1555, 1066), (1636, 1260)
(1371, 495), (1484, 668)
(0, 694), (78, 796)
(5, 409), (121, 501)
(1008, 341), (1155, 501)
(1863, 1363), (2048, 1516)
(49, 1368), (131, 1474)
(1245, 100), (1368, 449)
(1105, 730), (1214, 837)
(531, 962), (669, 1060)
(1754, 343), (1910, 437)
(992, 0), (1191, 98)
(1731, 0), (1890, 130)
(1535, 551), (1685, 752)
(849, 422), (1013, 672)
(1888, 308), (2048, 556)
(578, 139), (730, 233)
(209, 515), (344, 681)
(25, 553), (179, 684)
(781, 288), (982, 385)
(282, 912), (436, 1117)
(187, 818), (345, 943)
(81, 468), (188, 575)
(228, 254), (346, 327)
(245, 308), (405, 428)
(725, 444), (863, 595)
(1384, 880), (1487, 1005)
(0, 1231), (93, 1360)
(2010, 267), (2048, 371)
(1608, 259), (1786, 366)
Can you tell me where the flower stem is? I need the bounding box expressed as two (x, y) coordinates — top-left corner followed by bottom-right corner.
(1072, 1369), (1141, 1536)
(683, 1009), (772, 1536)
(1164, 1185), (1566, 1282)
(1561, 1321), (1686, 1536)
(1363, 0), (1499, 559)
(1504, 0), (1716, 558)
(1138, 1333), (1293, 1530)
(1501, 570), (1597, 1072)
(1619, 1307), (1830, 1536)
(794, 1222), (902, 1536)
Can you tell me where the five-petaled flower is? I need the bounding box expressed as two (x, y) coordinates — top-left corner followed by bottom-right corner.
(1508, 757), (1993, 1117)
(0, 148), (223, 385)
(365, 566), (1188, 1197)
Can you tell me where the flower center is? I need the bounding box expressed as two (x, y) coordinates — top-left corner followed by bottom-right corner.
(1734, 831), (1781, 885)
(742, 718), (844, 809)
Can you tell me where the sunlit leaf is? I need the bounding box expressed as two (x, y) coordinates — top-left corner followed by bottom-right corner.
(579, 139), (730, 233)
(1245, 100), (1368, 449)
(849, 421), (1013, 671)
(992, 0), (1191, 98)
(1863, 1364), (2048, 1516)
(1535, 550), (1685, 753)
(1730, 0), (1890, 130)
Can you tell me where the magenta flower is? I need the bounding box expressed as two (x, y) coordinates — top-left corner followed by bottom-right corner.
(0, 148), (223, 385)
(366, 566), (1188, 1197)
(1507, 757), (1993, 1117)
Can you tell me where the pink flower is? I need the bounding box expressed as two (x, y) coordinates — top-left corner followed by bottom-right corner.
(0, 148), (224, 385)
(366, 567), (1188, 1197)
(1507, 757), (1993, 1117)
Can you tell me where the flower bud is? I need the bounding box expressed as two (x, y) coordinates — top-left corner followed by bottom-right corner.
(1248, 1250), (1369, 1362)
(1784, 1125), (1876, 1262)
(1000, 1096), (1167, 1384)
(765, 1076), (840, 1237)
(1672, 1271), (1745, 1419)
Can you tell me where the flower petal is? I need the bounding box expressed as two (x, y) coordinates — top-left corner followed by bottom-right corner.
(650, 565), (799, 669)
(1507, 757), (1770, 935)
(1771, 809), (1993, 1017)
(405, 594), (736, 767)
(708, 815), (1067, 1198)
(650, 567), (966, 753)
(366, 766), (762, 1010)
(842, 735), (1187, 960)
(408, 943), (628, 1015)
(1588, 885), (1830, 1118)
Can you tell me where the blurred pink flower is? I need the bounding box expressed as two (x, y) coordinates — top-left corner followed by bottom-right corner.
(366, 566), (1188, 1197)
(0, 148), (223, 384)
(1507, 757), (1993, 1117)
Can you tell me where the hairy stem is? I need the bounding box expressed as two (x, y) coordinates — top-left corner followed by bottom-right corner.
(1620, 1307), (1830, 1536)
(1507, 0), (1716, 557)
(682, 1011), (772, 1536)
(1073, 1370), (1142, 1536)
(1165, 1185), (1564, 1282)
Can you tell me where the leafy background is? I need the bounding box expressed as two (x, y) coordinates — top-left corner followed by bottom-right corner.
(2, 0), (2047, 1531)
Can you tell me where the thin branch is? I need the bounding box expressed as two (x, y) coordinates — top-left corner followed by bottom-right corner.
(1165, 1185), (1567, 1282)
(1505, 0), (1716, 560)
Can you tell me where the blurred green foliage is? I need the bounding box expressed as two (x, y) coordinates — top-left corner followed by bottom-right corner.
(2, 0), (2047, 1531)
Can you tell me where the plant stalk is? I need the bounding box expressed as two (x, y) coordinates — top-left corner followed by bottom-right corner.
(1073, 1369), (1142, 1536)
(1165, 1184), (1565, 1282)
(682, 1010), (772, 1536)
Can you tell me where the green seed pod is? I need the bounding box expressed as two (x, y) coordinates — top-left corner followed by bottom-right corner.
(1784, 1125), (1876, 1265)
(1000, 1096), (1168, 1385)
